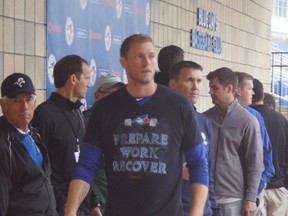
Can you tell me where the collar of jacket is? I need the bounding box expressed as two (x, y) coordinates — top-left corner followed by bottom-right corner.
(50, 92), (83, 110)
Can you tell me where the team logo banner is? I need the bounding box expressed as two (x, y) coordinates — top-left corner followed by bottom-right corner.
(47, 0), (151, 108)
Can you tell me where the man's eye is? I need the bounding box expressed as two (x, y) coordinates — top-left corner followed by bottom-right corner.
(12, 98), (20, 103)
(26, 98), (34, 103)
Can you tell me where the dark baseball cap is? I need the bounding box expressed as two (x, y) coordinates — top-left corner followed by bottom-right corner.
(1, 73), (35, 98)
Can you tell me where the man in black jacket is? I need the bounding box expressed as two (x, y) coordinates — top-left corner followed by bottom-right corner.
(0, 73), (57, 216)
(251, 78), (288, 216)
(32, 55), (100, 216)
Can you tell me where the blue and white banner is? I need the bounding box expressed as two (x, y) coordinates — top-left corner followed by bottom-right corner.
(47, 0), (151, 108)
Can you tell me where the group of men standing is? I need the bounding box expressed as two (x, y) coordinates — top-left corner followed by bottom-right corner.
(0, 33), (287, 216)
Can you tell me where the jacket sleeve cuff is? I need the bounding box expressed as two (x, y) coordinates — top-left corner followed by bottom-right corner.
(245, 192), (257, 202)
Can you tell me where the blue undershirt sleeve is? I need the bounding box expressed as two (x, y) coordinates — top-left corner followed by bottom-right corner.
(183, 142), (209, 187)
(72, 142), (103, 184)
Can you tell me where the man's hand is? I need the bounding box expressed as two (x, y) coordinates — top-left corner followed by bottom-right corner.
(64, 207), (77, 216)
(90, 207), (102, 216)
(182, 162), (189, 180)
(242, 200), (256, 216)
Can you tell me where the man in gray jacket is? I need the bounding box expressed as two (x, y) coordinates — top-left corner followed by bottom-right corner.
(203, 67), (263, 216)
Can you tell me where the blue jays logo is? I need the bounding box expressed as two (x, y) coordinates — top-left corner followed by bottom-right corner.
(80, 0), (87, 10)
(47, 54), (56, 84)
(89, 59), (97, 85)
(14, 77), (25, 88)
(105, 25), (111, 51)
(124, 114), (158, 127)
(65, 16), (74, 46)
(145, 3), (150, 26)
(116, 0), (122, 19)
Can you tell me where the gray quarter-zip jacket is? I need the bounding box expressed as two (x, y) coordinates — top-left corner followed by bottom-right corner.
(203, 100), (264, 202)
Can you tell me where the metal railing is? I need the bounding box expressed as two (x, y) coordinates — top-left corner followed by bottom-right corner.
(271, 51), (288, 116)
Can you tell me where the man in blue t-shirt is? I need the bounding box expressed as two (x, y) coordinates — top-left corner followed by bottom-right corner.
(169, 60), (221, 216)
(64, 34), (209, 216)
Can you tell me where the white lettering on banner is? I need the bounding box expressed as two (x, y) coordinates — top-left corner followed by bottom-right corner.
(190, 8), (222, 54)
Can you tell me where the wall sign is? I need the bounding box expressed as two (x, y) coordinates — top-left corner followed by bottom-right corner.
(190, 8), (222, 54)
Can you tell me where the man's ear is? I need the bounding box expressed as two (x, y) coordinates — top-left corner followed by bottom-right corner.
(169, 79), (176, 89)
(120, 57), (126, 69)
(0, 98), (6, 112)
(235, 87), (241, 97)
(226, 84), (234, 94)
(94, 91), (100, 101)
(70, 74), (77, 85)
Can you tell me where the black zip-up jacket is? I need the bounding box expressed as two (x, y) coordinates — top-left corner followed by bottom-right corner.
(32, 92), (98, 215)
(0, 117), (58, 216)
(251, 104), (288, 189)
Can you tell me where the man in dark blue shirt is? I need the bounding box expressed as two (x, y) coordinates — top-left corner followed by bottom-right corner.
(169, 60), (221, 216)
(65, 34), (209, 216)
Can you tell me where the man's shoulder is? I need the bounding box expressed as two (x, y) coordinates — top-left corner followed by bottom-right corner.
(0, 121), (18, 151)
(254, 105), (287, 121)
(246, 106), (265, 122)
(35, 97), (58, 114)
(270, 109), (287, 120)
(246, 106), (260, 115)
(232, 103), (255, 120)
(0, 134), (10, 157)
(202, 106), (217, 117)
(95, 88), (126, 107)
(33, 98), (60, 125)
(154, 72), (169, 86)
(157, 85), (190, 102)
(196, 112), (211, 125)
(0, 121), (8, 143)
(0, 117), (15, 135)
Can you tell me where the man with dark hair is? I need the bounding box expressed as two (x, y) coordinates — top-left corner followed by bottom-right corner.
(251, 78), (288, 216)
(203, 67), (263, 216)
(169, 60), (221, 216)
(53, 55), (88, 88)
(235, 72), (275, 215)
(65, 34), (209, 216)
(32, 55), (100, 216)
(0, 73), (57, 216)
(154, 45), (184, 86)
(264, 92), (276, 110)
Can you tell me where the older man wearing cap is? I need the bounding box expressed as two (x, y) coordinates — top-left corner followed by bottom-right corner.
(0, 73), (57, 216)
(83, 74), (124, 215)
(94, 74), (125, 101)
